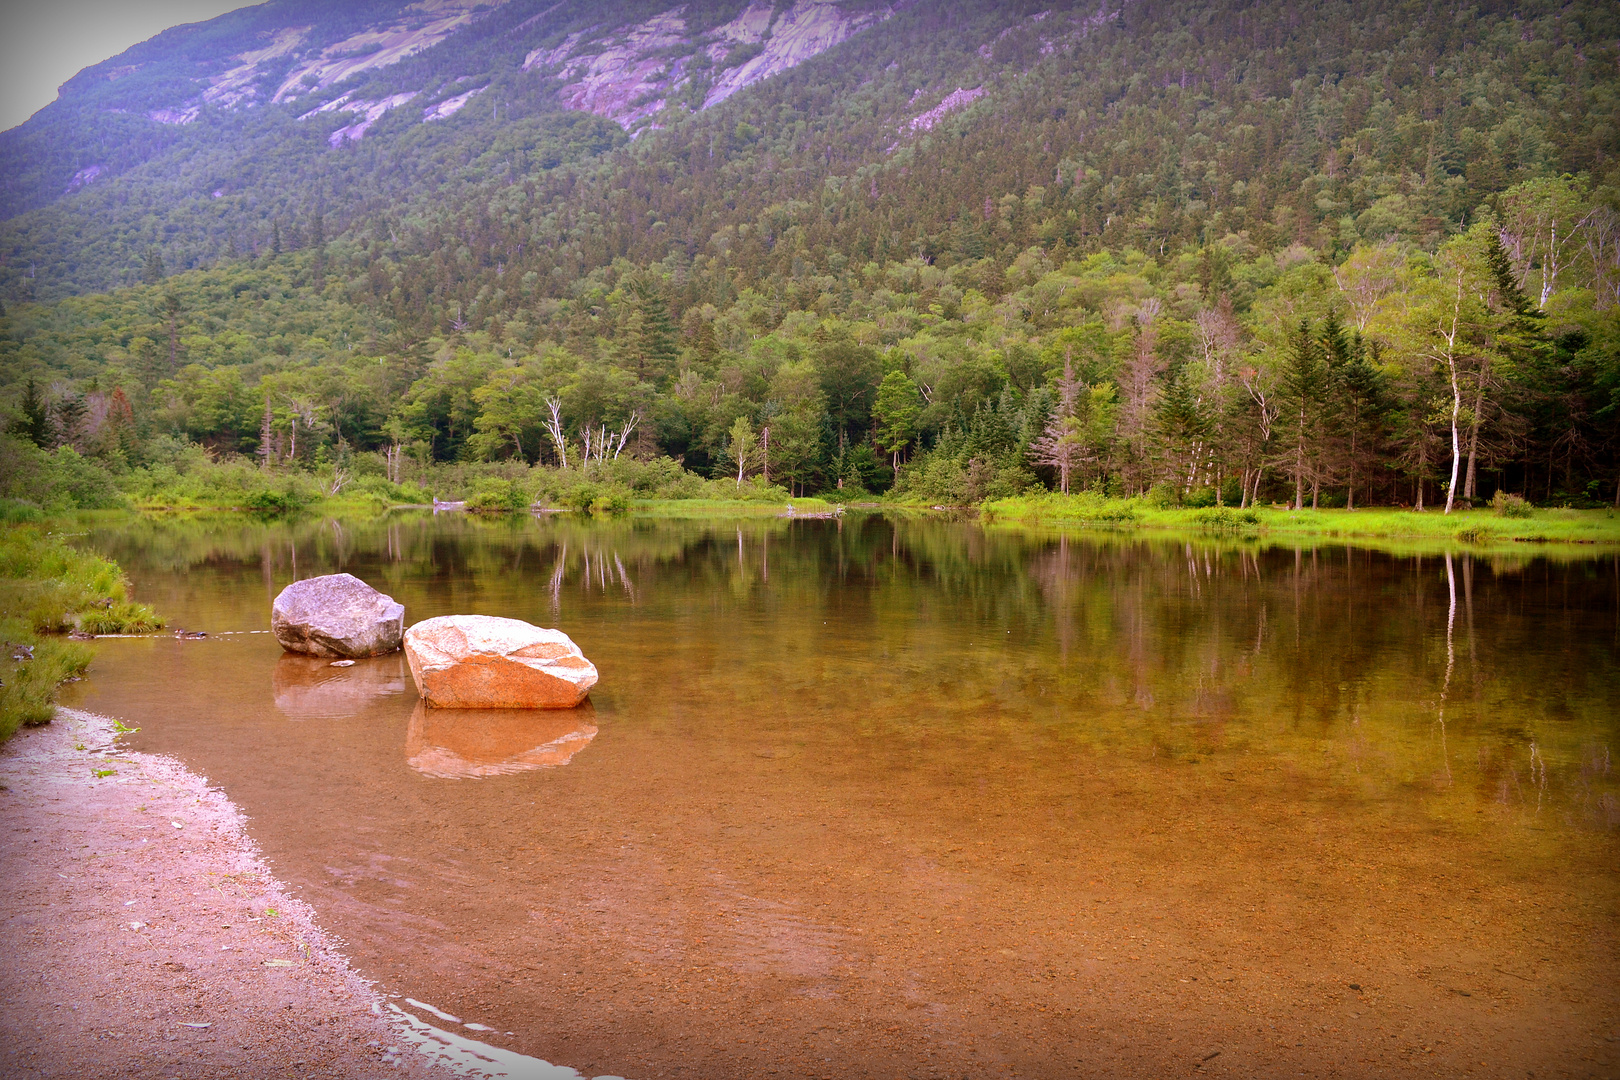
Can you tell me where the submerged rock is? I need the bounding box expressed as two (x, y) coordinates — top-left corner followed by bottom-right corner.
(271, 573), (404, 658)
(405, 701), (598, 778)
(404, 615), (597, 709)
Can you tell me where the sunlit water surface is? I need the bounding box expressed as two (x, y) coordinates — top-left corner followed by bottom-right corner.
(64, 512), (1620, 1079)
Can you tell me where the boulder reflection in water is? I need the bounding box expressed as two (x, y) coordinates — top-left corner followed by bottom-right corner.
(272, 654), (409, 721)
(405, 700), (598, 779)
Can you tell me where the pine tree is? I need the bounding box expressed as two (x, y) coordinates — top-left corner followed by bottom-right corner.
(1279, 319), (1328, 510)
(1152, 363), (1211, 496)
(624, 282), (679, 384)
(15, 378), (54, 448)
(1332, 331), (1388, 509)
(53, 394), (88, 449)
(143, 248), (165, 285)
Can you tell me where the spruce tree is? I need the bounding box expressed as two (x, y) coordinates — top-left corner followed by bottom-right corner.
(1280, 320), (1327, 510)
(15, 378), (53, 448)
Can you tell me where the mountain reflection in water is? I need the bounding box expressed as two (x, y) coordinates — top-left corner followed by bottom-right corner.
(61, 511), (1620, 1080)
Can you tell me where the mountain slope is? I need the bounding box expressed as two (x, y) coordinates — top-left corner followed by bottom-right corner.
(0, 0), (899, 228)
(1, 0), (1617, 509)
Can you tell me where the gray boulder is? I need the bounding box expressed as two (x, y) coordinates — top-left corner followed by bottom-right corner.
(271, 573), (404, 658)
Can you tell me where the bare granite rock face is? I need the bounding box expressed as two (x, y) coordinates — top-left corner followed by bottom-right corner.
(271, 573), (404, 658)
(404, 615), (597, 709)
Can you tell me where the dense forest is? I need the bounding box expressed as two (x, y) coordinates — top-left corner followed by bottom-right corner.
(2, 0), (1617, 509)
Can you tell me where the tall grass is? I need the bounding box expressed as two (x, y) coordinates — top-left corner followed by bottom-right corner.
(0, 500), (165, 741)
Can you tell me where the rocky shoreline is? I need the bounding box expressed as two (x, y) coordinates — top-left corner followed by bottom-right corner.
(0, 708), (445, 1080)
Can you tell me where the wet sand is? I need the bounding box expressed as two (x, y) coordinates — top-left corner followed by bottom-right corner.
(0, 709), (445, 1080)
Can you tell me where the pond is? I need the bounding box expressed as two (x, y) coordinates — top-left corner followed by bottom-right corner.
(63, 512), (1620, 1078)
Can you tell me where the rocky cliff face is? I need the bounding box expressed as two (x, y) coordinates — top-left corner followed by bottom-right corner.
(525, 0), (895, 131)
(109, 0), (896, 142)
(143, 0), (508, 127)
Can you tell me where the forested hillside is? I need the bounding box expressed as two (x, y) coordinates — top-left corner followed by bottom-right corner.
(2, 0), (1618, 510)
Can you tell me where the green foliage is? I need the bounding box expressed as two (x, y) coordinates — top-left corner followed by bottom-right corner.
(558, 481), (632, 514)
(1492, 491), (1534, 518)
(465, 478), (533, 513)
(0, 631), (91, 738)
(0, 438), (126, 511)
(242, 485), (316, 516)
(0, 519), (164, 740)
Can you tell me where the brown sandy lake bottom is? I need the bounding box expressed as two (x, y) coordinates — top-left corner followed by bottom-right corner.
(61, 512), (1620, 1079)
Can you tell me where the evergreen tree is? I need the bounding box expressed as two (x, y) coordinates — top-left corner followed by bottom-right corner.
(1152, 363), (1212, 497)
(1279, 320), (1328, 510)
(1331, 330), (1389, 510)
(52, 393), (87, 449)
(14, 378), (54, 449)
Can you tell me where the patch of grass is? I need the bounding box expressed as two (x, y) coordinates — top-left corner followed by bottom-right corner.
(0, 521), (164, 742)
(980, 495), (1620, 547)
(80, 602), (166, 635)
(981, 493), (1139, 525)
(1193, 506), (1262, 531)
(0, 627), (92, 739)
(630, 498), (807, 518)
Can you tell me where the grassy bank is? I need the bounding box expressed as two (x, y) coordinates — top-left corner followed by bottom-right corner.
(0, 501), (164, 741)
(630, 496), (837, 518)
(981, 493), (1620, 547)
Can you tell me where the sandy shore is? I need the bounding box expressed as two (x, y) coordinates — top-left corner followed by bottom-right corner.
(0, 708), (450, 1080)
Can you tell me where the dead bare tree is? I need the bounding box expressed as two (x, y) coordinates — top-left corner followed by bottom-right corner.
(543, 397), (569, 468)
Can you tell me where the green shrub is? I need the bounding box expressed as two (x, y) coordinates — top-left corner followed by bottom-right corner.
(0, 437), (126, 510)
(1492, 491), (1533, 518)
(1144, 483), (1181, 509)
(560, 481), (632, 514)
(1183, 486), (1219, 508)
(589, 488), (632, 514)
(1454, 523), (1491, 543)
(244, 486), (314, 515)
(465, 478), (532, 513)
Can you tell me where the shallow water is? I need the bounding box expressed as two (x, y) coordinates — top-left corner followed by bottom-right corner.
(64, 512), (1620, 1078)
